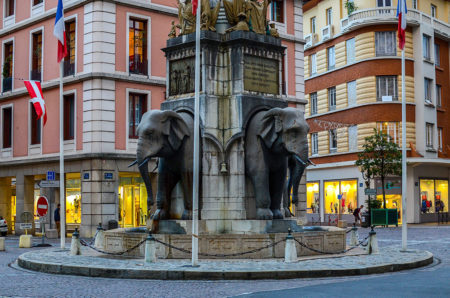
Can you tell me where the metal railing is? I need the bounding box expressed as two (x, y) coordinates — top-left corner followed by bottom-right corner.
(30, 70), (41, 81)
(63, 61), (75, 77)
(2, 77), (12, 92)
(129, 59), (148, 76)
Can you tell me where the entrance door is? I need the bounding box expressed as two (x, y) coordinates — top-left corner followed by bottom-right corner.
(118, 174), (147, 228)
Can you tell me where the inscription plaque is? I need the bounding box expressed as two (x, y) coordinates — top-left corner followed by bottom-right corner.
(169, 57), (197, 96)
(244, 55), (279, 95)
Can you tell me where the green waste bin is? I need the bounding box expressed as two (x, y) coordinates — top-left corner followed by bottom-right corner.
(371, 209), (398, 227)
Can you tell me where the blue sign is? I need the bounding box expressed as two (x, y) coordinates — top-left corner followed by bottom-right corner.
(47, 171), (55, 181)
(83, 172), (90, 180)
(104, 172), (114, 180)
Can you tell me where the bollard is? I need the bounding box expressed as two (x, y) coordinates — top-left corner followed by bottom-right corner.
(70, 228), (81, 256)
(94, 223), (105, 249)
(19, 235), (32, 248)
(284, 228), (297, 263)
(350, 224), (358, 246)
(144, 232), (157, 264)
(367, 226), (379, 255)
(0, 237), (5, 251)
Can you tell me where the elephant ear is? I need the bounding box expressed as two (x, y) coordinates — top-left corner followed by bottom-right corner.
(161, 111), (190, 151)
(259, 108), (283, 149)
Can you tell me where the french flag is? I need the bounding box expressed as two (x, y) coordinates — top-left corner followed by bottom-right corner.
(54, 0), (68, 63)
(24, 81), (47, 125)
(397, 0), (407, 50)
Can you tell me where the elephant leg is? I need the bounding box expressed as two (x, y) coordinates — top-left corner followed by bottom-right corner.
(180, 171), (193, 220)
(283, 177), (292, 218)
(153, 164), (180, 220)
(269, 169), (286, 219)
(251, 173), (273, 220)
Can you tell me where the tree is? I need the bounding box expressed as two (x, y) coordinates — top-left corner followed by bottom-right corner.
(355, 129), (402, 209)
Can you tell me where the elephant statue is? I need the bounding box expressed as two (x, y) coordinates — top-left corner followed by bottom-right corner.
(283, 155), (307, 217)
(245, 107), (309, 220)
(133, 110), (194, 220)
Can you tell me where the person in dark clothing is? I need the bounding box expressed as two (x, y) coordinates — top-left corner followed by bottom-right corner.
(54, 204), (61, 236)
(353, 205), (364, 226)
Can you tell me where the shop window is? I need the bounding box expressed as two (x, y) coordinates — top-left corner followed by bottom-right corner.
(64, 94), (75, 140)
(327, 46), (335, 70)
(5, 0), (14, 17)
(129, 18), (148, 75)
(310, 17), (316, 34)
(438, 128), (443, 151)
(270, 0), (284, 23)
(329, 129), (337, 153)
(426, 122), (434, 149)
(420, 179), (448, 213)
(346, 38), (355, 64)
(66, 173), (81, 224)
(31, 32), (42, 81)
(3, 42), (13, 93)
(375, 31), (396, 56)
(311, 133), (318, 155)
(306, 182), (320, 214)
(423, 34), (431, 60)
(64, 20), (76, 77)
(424, 78), (432, 104)
(309, 53), (317, 75)
(326, 8), (332, 25)
(328, 87), (336, 111)
(119, 174), (148, 227)
(30, 103), (41, 145)
(2, 107), (12, 149)
(324, 180), (357, 215)
(376, 76), (397, 101)
(310, 92), (317, 115)
(435, 43), (440, 66)
(129, 93), (147, 139)
(377, 122), (399, 144)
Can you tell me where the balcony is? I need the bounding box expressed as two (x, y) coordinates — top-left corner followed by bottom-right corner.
(321, 25), (334, 42)
(30, 70), (41, 81)
(63, 61), (75, 77)
(2, 77), (12, 93)
(129, 59), (148, 76)
(304, 33), (318, 49)
(340, 8), (450, 40)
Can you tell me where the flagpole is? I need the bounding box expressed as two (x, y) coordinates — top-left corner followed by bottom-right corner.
(192, 0), (201, 267)
(59, 61), (66, 249)
(401, 47), (407, 251)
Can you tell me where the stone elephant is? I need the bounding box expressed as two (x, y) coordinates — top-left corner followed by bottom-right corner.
(133, 110), (194, 220)
(245, 107), (309, 220)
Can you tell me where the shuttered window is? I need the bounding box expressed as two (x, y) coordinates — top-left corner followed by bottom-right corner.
(346, 38), (355, 64)
(347, 80), (357, 106)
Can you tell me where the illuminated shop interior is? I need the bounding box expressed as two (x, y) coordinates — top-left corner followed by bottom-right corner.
(375, 194), (403, 224)
(66, 173), (81, 224)
(324, 180), (357, 214)
(118, 173), (148, 228)
(306, 182), (319, 213)
(419, 179), (448, 213)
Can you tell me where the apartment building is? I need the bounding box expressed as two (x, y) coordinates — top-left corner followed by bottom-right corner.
(0, 0), (305, 237)
(303, 0), (449, 224)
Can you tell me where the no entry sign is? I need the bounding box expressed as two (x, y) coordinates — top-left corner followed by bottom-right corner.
(36, 196), (49, 217)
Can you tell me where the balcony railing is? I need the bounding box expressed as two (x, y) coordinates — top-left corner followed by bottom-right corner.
(340, 8), (449, 40)
(2, 77), (12, 93)
(129, 59), (148, 76)
(30, 70), (41, 81)
(63, 61), (75, 77)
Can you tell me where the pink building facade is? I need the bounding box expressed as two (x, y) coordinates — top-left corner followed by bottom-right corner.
(0, 0), (305, 237)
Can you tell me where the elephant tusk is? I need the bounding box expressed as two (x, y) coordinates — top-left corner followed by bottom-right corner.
(294, 154), (307, 166)
(308, 159), (317, 166)
(128, 160), (138, 168)
(138, 157), (150, 168)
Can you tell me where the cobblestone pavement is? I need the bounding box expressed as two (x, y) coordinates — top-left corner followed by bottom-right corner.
(0, 224), (449, 298)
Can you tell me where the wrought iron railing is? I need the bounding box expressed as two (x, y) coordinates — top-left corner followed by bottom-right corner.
(2, 77), (12, 92)
(30, 70), (41, 81)
(63, 60), (75, 77)
(129, 59), (148, 76)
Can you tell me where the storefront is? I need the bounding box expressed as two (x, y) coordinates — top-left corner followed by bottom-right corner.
(66, 173), (82, 226)
(118, 173), (148, 228)
(375, 177), (403, 224)
(306, 182), (320, 214)
(324, 180), (358, 215)
(419, 179), (448, 214)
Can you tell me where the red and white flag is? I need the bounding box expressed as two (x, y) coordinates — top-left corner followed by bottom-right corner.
(192, 0), (198, 15)
(24, 81), (47, 125)
(54, 0), (68, 63)
(397, 0), (407, 50)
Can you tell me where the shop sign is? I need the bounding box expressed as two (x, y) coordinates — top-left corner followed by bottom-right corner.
(375, 178), (402, 195)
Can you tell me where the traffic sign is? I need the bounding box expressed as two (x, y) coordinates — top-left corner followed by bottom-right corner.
(365, 188), (377, 195)
(36, 196), (49, 217)
(47, 171), (56, 181)
(39, 180), (60, 188)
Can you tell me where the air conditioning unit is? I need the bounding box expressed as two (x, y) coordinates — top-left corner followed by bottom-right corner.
(321, 25), (335, 41)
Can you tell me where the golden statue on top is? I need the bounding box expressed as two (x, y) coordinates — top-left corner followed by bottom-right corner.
(223, 0), (273, 35)
(176, 0), (221, 35)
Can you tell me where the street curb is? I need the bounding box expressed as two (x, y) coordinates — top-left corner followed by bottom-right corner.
(17, 251), (434, 280)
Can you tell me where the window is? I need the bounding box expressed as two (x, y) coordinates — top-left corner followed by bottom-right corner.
(3, 42), (13, 93)
(64, 20), (76, 77)
(33, 0), (43, 5)
(346, 38), (355, 64)
(375, 31), (396, 56)
(2, 107), (12, 149)
(328, 87), (336, 111)
(306, 182), (320, 214)
(129, 18), (148, 75)
(377, 0), (391, 7)
(31, 32), (42, 81)
(310, 17), (316, 34)
(270, 0), (284, 23)
(329, 129), (337, 152)
(324, 180), (358, 214)
(30, 103), (41, 145)
(309, 53), (317, 75)
(426, 123), (434, 149)
(412, 0), (418, 9)
(348, 125), (358, 152)
(64, 94), (75, 141)
(431, 4), (437, 18)
(129, 93), (147, 139)
(376, 76), (397, 101)
(436, 85), (441, 107)
(327, 46), (335, 70)
(420, 179), (448, 214)
(5, 0), (14, 17)
(310, 92), (318, 115)
(311, 133), (318, 155)
(424, 78), (432, 104)
(438, 128), (443, 151)
(434, 43), (440, 66)
(423, 35), (431, 60)
(326, 8), (332, 25)
(281, 54), (286, 95)
(347, 80), (356, 106)
(377, 122), (399, 144)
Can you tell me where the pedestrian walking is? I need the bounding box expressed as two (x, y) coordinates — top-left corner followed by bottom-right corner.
(54, 204), (61, 236)
(353, 205), (364, 226)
